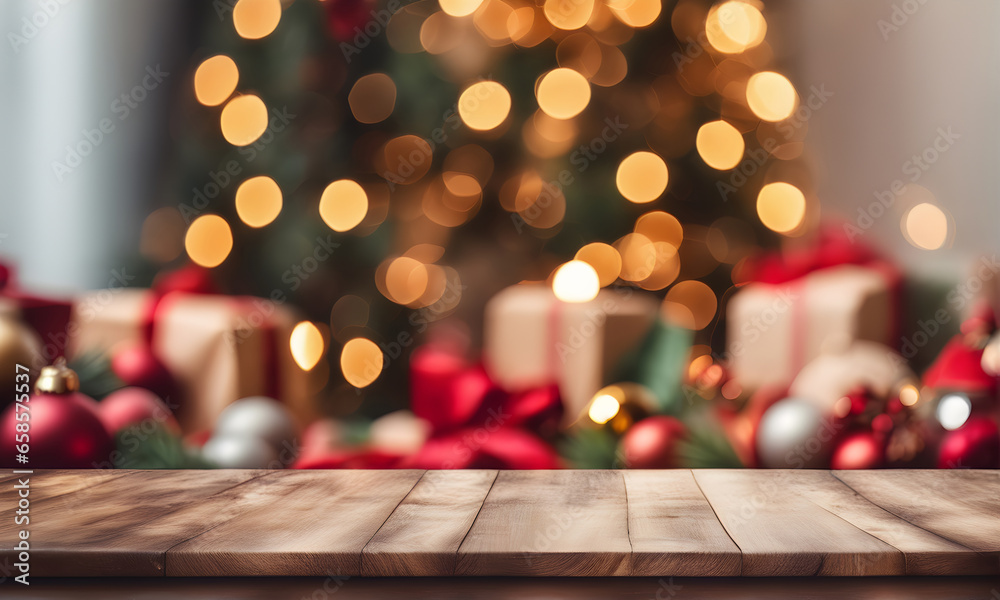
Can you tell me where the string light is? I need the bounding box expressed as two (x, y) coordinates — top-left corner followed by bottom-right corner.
(290, 322), (324, 371)
(220, 95), (269, 146)
(440, 0), (485, 17)
(341, 338), (383, 388)
(746, 72), (797, 122)
(194, 56), (238, 107)
(233, 0), (281, 40)
(458, 81), (512, 131)
(757, 182), (806, 234)
(536, 68), (591, 119)
(552, 260), (600, 303)
(903, 202), (949, 250)
(319, 180), (369, 232)
(696, 120), (745, 170)
(235, 176), (282, 228)
(185, 215), (233, 268)
(616, 151), (668, 203)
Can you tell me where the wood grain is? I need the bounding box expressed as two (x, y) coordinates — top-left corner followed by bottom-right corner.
(777, 470), (996, 575)
(456, 470), (631, 576)
(0, 470), (263, 576)
(165, 469), (423, 576)
(362, 470), (497, 576)
(692, 469), (903, 575)
(623, 470), (741, 576)
(835, 470), (1000, 564)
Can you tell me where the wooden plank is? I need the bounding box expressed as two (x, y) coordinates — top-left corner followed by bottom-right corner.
(362, 470), (497, 576)
(623, 470), (741, 576)
(835, 470), (1000, 560)
(0, 470), (263, 576)
(0, 469), (128, 504)
(166, 469), (423, 576)
(693, 469), (903, 575)
(456, 470), (631, 576)
(778, 470), (996, 575)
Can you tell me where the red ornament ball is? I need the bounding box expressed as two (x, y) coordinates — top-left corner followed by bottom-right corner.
(99, 387), (179, 436)
(1, 391), (114, 468)
(111, 343), (174, 397)
(618, 416), (688, 469)
(937, 418), (1000, 469)
(831, 431), (884, 470)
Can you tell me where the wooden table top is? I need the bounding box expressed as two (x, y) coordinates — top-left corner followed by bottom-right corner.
(2, 469), (998, 578)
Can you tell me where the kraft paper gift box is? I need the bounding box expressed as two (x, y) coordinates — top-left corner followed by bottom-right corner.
(484, 284), (658, 423)
(726, 264), (897, 391)
(68, 289), (316, 433)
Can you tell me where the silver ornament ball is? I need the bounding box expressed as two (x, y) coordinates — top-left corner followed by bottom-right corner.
(756, 397), (834, 469)
(202, 434), (279, 469)
(214, 396), (297, 449)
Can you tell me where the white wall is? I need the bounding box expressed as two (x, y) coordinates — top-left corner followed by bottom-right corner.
(772, 0), (1000, 277)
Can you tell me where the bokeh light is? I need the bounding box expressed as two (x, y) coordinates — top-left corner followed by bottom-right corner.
(662, 280), (717, 330)
(756, 181), (805, 234)
(233, 0), (281, 40)
(140, 207), (186, 263)
(552, 260), (600, 303)
(936, 393), (971, 431)
(319, 180), (369, 232)
(575, 242), (622, 287)
(746, 71), (797, 122)
(458, 81), (512, 131)
(696, 120), (745, 170)
(440, 0), (485, 17)
(194, 55), (238, 107)
(386, 256), (430, 305)
(588, 393), (621, 424)
(536, 68), (591, 119)
(185, 215), (233, 268)
(705, 1), (767, 54)
(616, 151), (668, 203)
(220, 95), (269, 146)
(544, 0), (595, 30)
(290, 321), (324, 371)
(348, 73), (397, 124)
(634, 211), (683, 248)
(903, 202), (949, 250)
(235, 176), (282, 228)
(610, 0), (662, 28)
(341, 338), (383, 388)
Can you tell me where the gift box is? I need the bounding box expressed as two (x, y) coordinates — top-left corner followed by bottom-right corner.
(67, 289), (316, 433)
(728, 263), (897, 390)
(483, 284), (658, 423)
(0, 263), (73, 362)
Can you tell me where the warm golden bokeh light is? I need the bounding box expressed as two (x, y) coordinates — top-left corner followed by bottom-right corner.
(616, 151), (668, 203)
(140, 207), (186, 263)
(440, 0), (485, 17)
(615, 233), (656, 281)
(705, 1), (766, 54)
(185, 215), (233, 268)
(588, 393), (621, 425)
(341, 338), (383, 388)
(330, 295), (370, 334)
(544, 0), (595, 30)
(458, 81), (512, 131)
(386, 256), (430, 305)
(696, 120), (745, 170)
(536, 68), (591, 119)
(319, 180), (369, 232)
(746, 71), (797, 122)
(903, 202), (949, 250)
(610, 0), (661, 28)
(348, 73), (397, 124)
(756, 182), (806, 234)
(194, 55), (239, 107)
(552, 260), (600, 303)
(663, 280), (717, 330)
(220, 95), (269, 146)
(634, 211), (683, 248)
(575, 243), (622, 287)
(233, 0), (282, 40)
(899, 383), (920, 407)
(235, 176), (282, 228)
(290, 321), (325, 371)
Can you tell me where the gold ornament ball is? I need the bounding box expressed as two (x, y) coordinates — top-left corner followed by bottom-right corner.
(582, 383), (657, 435)
(0, 313), (44, 406)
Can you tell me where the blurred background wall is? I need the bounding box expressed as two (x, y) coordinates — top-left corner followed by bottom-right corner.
(0, 0), (191, 292)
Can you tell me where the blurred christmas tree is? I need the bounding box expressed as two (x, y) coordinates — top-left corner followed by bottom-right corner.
(137, 0), (810, 420)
